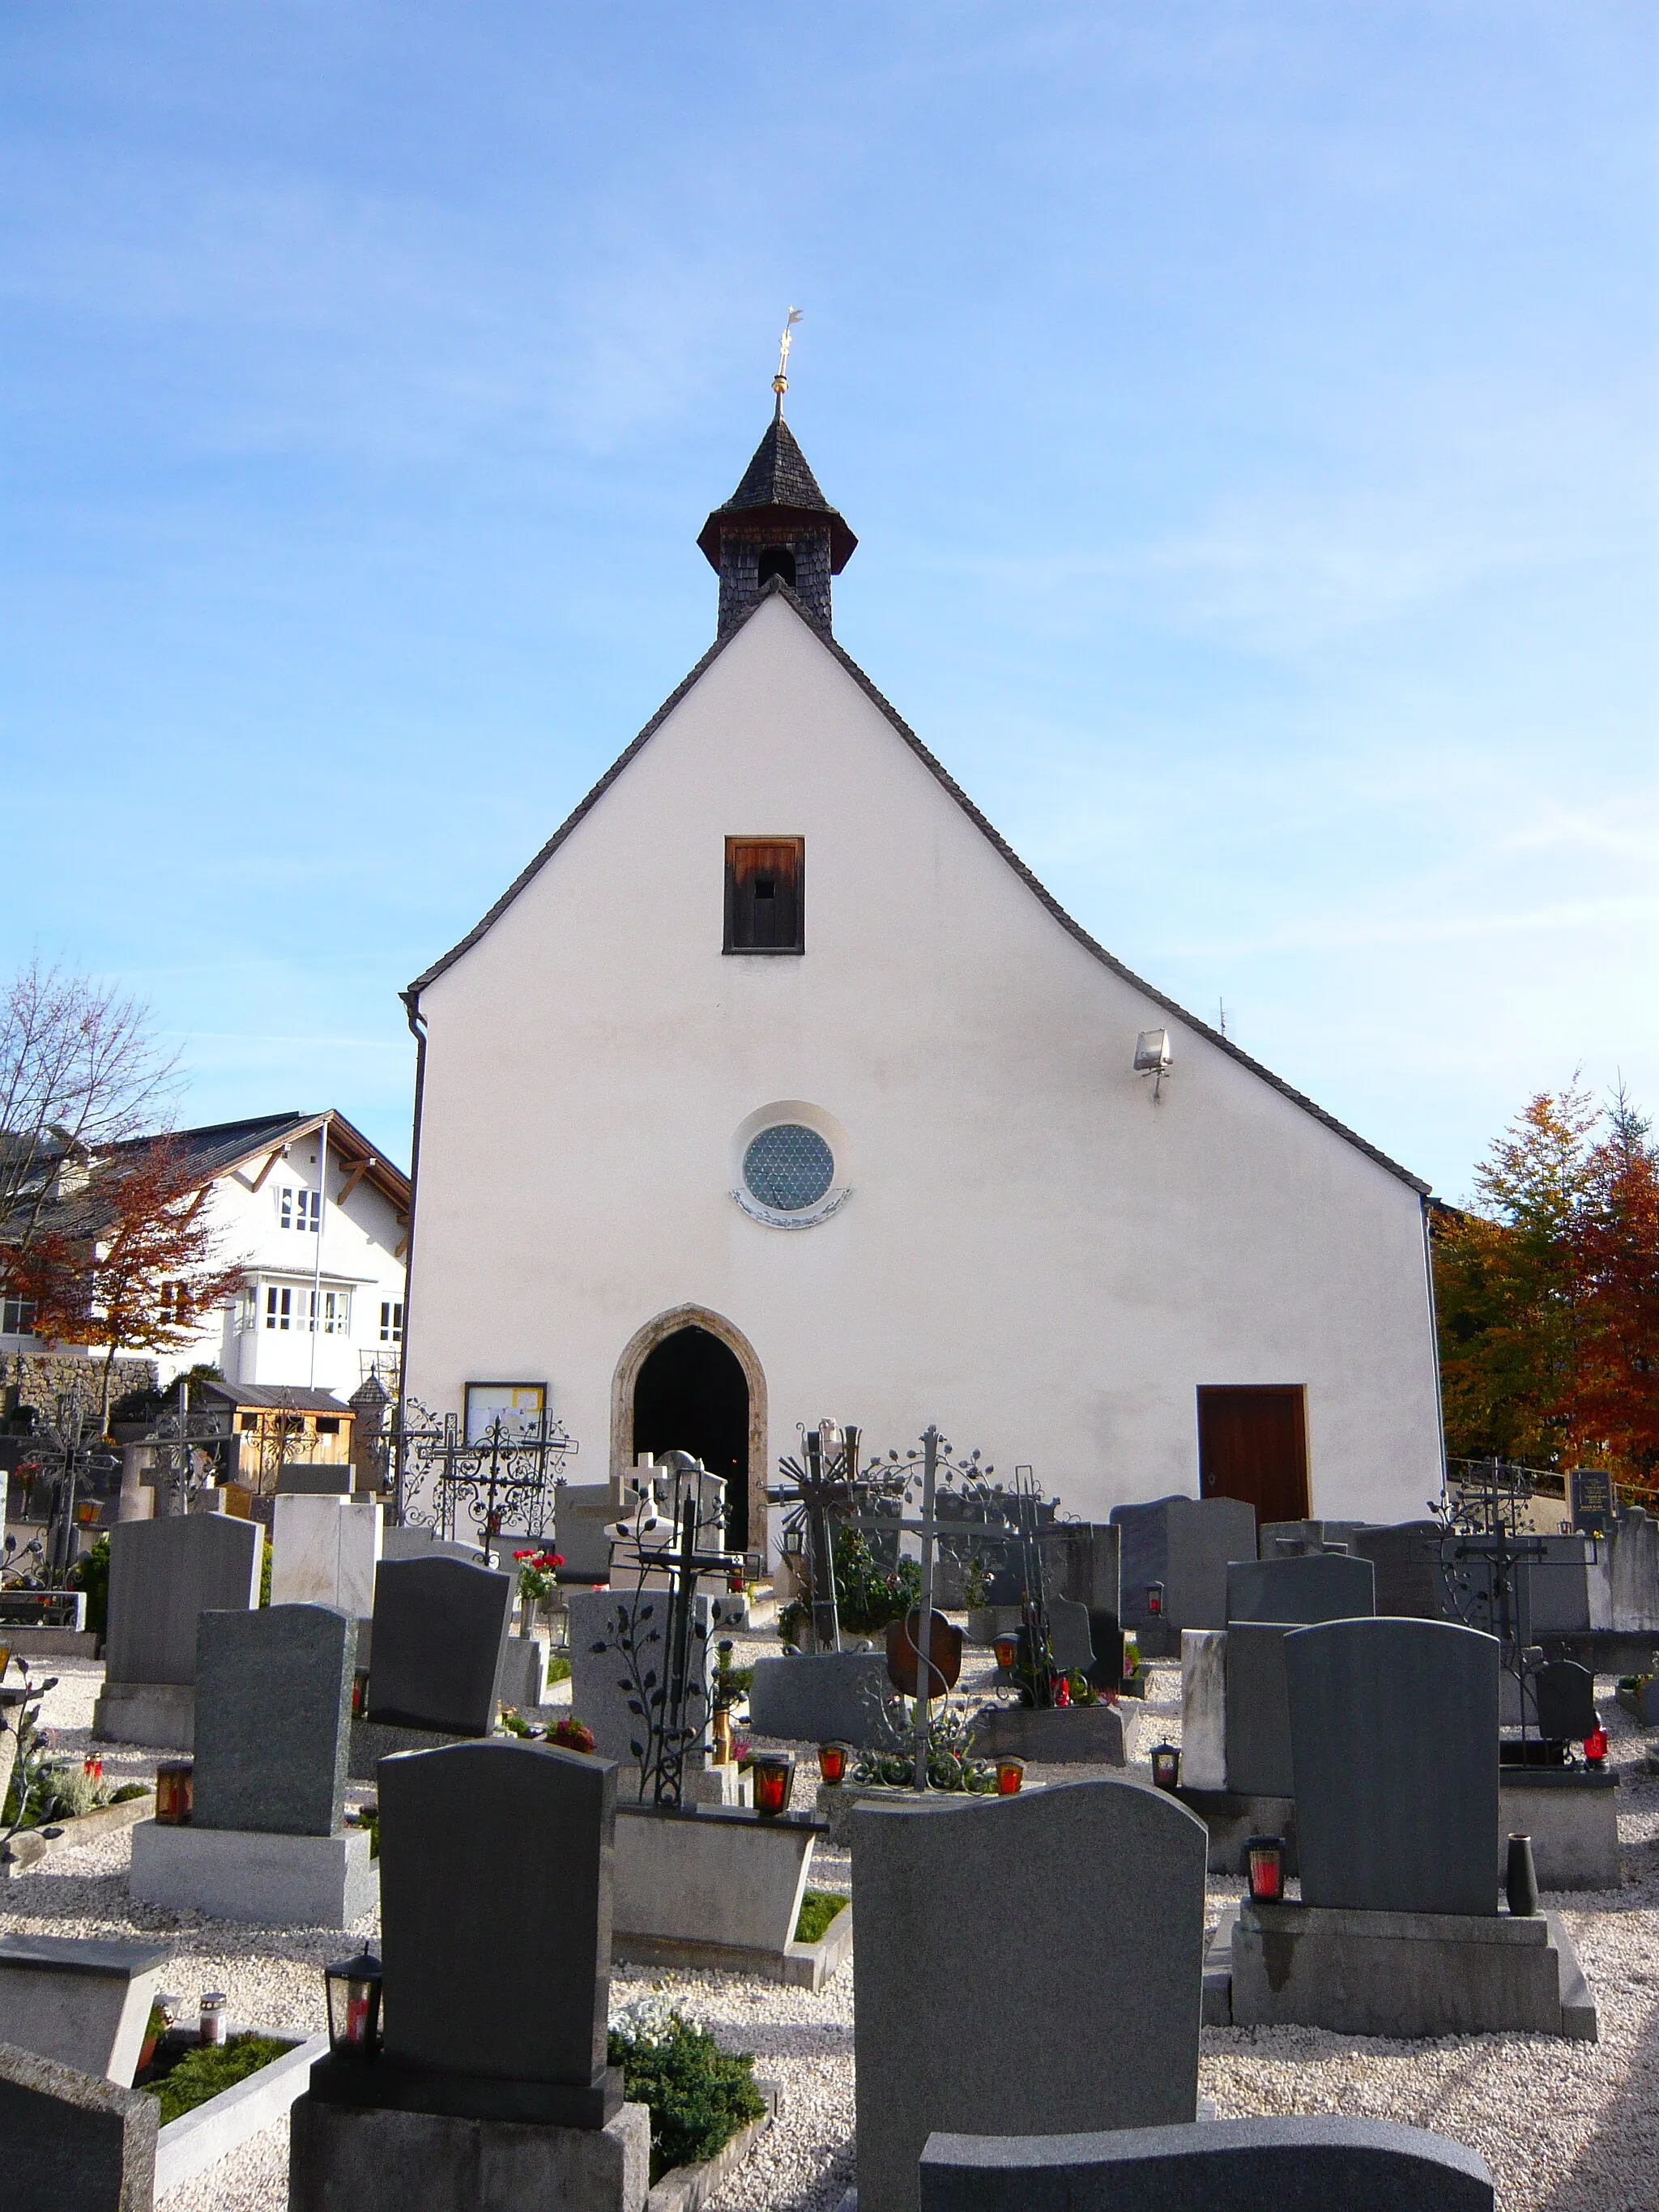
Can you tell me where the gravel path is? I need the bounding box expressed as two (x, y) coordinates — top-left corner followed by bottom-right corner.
(6, 1656), (1657, 2210)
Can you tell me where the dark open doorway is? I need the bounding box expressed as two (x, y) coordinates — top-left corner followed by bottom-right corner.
(632, 1326), (750, 1551)
(1196, 1384), (1311, 1532)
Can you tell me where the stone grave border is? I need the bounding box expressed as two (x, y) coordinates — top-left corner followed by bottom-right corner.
(155, 2029), (329, 2198)
(645, 2078), (779, 2212)
(0, 1790), (154, 1878)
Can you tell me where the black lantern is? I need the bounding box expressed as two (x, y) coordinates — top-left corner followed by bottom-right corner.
(1150, 1741), (1181, 1792)
(1145, 1582), (1165, 1618)
(324, 1950), (383, 2060)
(750, 1750), (795, 1818)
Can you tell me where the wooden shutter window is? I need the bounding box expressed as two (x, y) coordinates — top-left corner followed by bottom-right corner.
(725, 836), (804, 953)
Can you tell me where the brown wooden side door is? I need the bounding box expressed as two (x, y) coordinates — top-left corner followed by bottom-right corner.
(1196, 1385), (1311, 1530)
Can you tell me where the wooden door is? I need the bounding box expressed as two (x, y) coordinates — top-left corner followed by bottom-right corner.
(1196, 1386), (1310, 1529)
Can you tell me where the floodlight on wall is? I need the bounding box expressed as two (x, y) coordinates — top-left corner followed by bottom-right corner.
(1134, 1029), (1173, 1102)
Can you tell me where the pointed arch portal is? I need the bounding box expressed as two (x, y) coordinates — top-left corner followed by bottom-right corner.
(611, 1306), (767, 1556)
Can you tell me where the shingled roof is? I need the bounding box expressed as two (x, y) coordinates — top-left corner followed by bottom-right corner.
(697, 413), (858, 573)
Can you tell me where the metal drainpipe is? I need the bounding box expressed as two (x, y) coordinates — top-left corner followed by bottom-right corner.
(1422, 1192), (1451, 1509)
(395, 990), (429, 1528)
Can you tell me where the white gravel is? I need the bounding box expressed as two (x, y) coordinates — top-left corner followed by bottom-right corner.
(6, 1654), (1658, 2210)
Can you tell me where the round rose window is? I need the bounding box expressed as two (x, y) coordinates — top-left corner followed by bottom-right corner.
(741, 1124), (835, 1213)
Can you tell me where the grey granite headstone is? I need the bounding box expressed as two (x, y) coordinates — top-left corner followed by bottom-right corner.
(1516, 1536), (1604, 1637)
(1111, 1496), (1256, 1647)
(555, 1483), (624, 1581)
(1050, 1524), (1121, 1615)
(1286, 1617), (1499, 1916)
(1222, 1624), (1297, 1797)
(0, 1937), (167, 2087)
(1047, 1596), (1094, 1673)
(918, 2116), (1495, 2212)
(747, 1650), (892, 1747)
(1260, 1519), (1371, 1558)
(103, 1515), (263, 1686)
(1610, 1507), (1659, 1632)
(377, 1741), (616, 2097)
(853, 1778), (1208, 2212)
(1226, 1554), (1375, 1625)
(192, 1604), (354, 1836)
(365, 1556), (514, 1734)
(0, 2039), (159, 2212)
(568, 1587), (713, 1765)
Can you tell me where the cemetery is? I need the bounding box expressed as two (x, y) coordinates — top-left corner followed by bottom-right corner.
(0, 1425), (1657, 2212)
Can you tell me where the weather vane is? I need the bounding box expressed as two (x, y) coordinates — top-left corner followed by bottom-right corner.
(773, 306), (802, 413)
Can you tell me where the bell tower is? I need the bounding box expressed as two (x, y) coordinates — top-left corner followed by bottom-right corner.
(697, 316), (856, 636)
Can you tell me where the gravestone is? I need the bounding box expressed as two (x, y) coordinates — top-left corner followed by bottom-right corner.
(275, 1464), (353, 1495)
(1610, 1507), (1659, 1631)
(1286, 1617), (1498, 1915)
(366, 1556), (514, 1735)
(1111, 1496), (1256, 1652)
(568, 1587), (713, 1767)
(557, 1482), (625, 1581)
(0, 1937), (166, 2085)
(1259, 1519), (1371, 1558)
(1350, 1523), (1446, 1620)
(371, 1741), (621, 2122)
(853, 1778), (1207, 2212)
(1516, 1535), (1609, 1638)
(271, 1495), (382, 1619)
(918, 2116), (1495, 2212)
(1533, 1660), (1597, 1744)
(0, 2041), (159, 2212)
(1226, 1554), (1375, 1625)
(102, 1515), (264, 1686)
(193, 1605), (354, 1835)
(379, 1525), (484, 1565)
(748, 1649), (890, 1746)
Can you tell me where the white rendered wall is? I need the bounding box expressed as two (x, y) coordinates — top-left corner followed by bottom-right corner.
(407, 595), (1442, 1527)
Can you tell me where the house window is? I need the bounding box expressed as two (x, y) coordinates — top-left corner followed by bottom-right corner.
(315, 1416), (340, 1435)
(725, 836), (804, 954)
(266, 1286), (292, 1331)
(380, 1301), (404, 1345)
(239, 1413), (260, 1432)
(307, 1288), (351, 1335)
(236, 1287), (257, 1334)
(1, 1297), (37, 1337)
(279, 1187), (322, 1232)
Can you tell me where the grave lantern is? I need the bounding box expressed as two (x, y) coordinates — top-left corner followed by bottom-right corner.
(992, 1632), (1019, 1672)
(996, 1756), (1026, 1796)
(324, 1949), (383, 2060)
(1145, 1582), (1165, 1617)
(751, 1750), (795, 1818)
(155, 1759), (194, 1826)
(1584, 1719), (1608, 1766)
(1245, 1835), (1285, 1903)
(817, 1740), (854, 1786)
(1151, 1742), (1181, 1792)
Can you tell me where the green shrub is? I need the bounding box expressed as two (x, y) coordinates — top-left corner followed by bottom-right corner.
(109, 1783), (151, 1804)
(608, 2005), (765, 2182)
(68, 1536), (111, 1639)
(546, 1653), (572, 1685)
(794, 1890), (847, 1945)
(144, 2034), (293, 2125)
(258, 1540), (272, 1607)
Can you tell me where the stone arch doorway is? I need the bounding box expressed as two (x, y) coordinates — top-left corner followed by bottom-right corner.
(611, 1306), (767, 1555)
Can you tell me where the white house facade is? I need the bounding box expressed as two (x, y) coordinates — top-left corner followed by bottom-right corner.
(402, 412), (1445, 1556)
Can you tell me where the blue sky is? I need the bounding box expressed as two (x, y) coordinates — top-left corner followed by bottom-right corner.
(4, 3), (1654, 1197)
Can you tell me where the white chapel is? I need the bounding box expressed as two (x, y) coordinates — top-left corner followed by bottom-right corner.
(401, 401), (1444, 1556)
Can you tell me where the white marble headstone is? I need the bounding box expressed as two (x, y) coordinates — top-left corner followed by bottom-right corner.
(271, 1494), (382, 1618)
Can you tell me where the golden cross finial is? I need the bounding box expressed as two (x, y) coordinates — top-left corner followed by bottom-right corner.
(773, 307), (803, 412)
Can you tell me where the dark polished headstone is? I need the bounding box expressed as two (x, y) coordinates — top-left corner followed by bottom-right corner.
(1223, 1624), (1297, 1797)
(852, 1779), (1207, 2212)
(104, 1515), (264, 1686)
(371, 1741), (619, 2123)
(365, 1557), (514, 1735)
(919, 2116), (1495, 2212)
(1350, 1523), (1446, 1621)
(1286, 1617), (1499, 1916)
(1111, 1496), (1257, 1644)
(1226, 1554), (1375, 1626)
(193, 1605), (354, 1836)
(1533, 1660), (1596, 1741)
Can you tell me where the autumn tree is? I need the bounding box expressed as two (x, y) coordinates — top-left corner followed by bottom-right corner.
(1434, 1082), (1659, 1500)
(12, 1140), (244, 1429)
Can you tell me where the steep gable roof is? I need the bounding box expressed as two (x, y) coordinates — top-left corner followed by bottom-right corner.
(407, 582), (1429, 1195)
